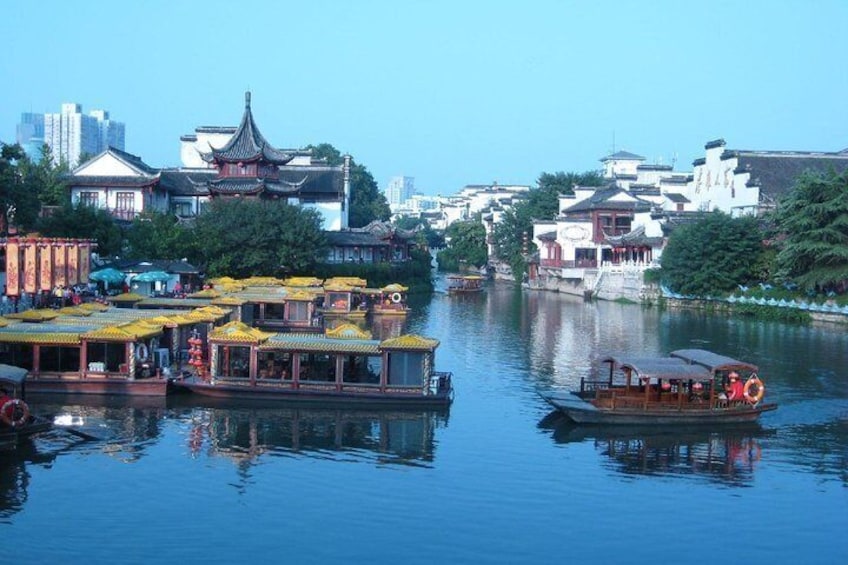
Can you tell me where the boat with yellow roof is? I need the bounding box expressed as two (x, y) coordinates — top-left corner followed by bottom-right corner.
(171, 322), (453, 406)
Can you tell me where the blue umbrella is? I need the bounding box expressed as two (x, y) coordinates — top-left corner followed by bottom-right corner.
(89, 268), (126, 286)
(132, 271), (172, 283)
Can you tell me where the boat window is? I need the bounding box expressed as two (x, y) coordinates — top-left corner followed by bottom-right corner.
(299, 353), (335, 383)
(86, 342), (127, 373)
(0, 343), (34, 370)
(39, 346), (81, 373)
(217, 345), (250, 379)
(286, 301), (309, 322)
(257, 351), (292, 380)
(341, 354), (381, 384)
(265, 303), (285, 321)
(388, 351), (424, 386)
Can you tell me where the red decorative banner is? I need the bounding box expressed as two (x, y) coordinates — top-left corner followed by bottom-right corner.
(67, 243), (79, 286)
(23, 241), (37, 294)
(53, 242), (66, 288)
(79, 243), (91, 284)
(40, 242), (52, 292)
(5, 240), (20, 296)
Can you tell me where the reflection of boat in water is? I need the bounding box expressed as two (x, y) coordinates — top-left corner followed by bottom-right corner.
(540, 349), (777, 425)
(542, 411), (771, 483)
(177, 401), (450, 466)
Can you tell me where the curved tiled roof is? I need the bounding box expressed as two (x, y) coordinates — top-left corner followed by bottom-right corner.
(381, 334), (440, 351)
(208, 321), (272, 344)
(207, 92), (294, 165)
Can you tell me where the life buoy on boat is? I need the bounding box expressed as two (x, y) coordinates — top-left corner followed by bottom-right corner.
(0, 399), (30, 428)
(136, 343), (149, 363)
(390, 292), (402, 304)
(743, 376), (765, 405)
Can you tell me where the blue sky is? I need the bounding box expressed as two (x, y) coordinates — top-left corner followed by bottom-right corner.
(2, 0), (846, 195)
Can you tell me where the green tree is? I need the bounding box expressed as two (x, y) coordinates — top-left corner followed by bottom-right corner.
(36, 203), (124, 257)
(394, 216), (445, 249)
(437, 220), (487, 271)
(21, 144), (70, 207)
(304, 143), (390, 228)
(660, 211), (764, 296)
(126, 211), (196, 260)
(0, 142), (41, 233)
(772, 169), (848, 293)
(192, 199), (327, 278)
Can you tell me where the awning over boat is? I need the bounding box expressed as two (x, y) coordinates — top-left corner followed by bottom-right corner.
(670, 349), (759, 373)
(0, 363), (28, 386)
(601, 356), (712, 382)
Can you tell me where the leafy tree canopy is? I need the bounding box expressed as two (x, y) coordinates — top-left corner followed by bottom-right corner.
(304, 143), (391, 228)
(437, 219), (487, 271)
(771, 169), (848, 292)
(192, 199), (328, 278)
(394, 216), (445, 249)
(660, 211), (764, 296)
(0, 142), (41, 233)
(125, 211), (197, 261)
(36, 203), (124, 258)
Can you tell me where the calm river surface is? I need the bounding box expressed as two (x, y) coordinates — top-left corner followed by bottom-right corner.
(2, 277), (847, 564)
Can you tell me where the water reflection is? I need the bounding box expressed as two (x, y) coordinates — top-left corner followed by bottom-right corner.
(0, 440), (58, 522)
(541, 411), (772, 486)
(180, 403), (449, 468)
(30, 394), (168, 461)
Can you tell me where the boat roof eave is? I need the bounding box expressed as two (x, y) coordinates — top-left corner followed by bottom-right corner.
(670, 348), (759, 373)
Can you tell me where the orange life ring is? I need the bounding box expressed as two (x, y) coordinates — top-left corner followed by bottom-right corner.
(743, 376), (765, 405)
(1, 399), (30, 428)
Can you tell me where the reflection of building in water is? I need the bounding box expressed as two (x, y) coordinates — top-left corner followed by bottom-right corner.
(188, 406), (448, 467)
(550, 420), (767, 485)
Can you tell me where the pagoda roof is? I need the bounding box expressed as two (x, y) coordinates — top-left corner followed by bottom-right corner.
(205, 92), (294, 165)
(207, 177), (303, 195)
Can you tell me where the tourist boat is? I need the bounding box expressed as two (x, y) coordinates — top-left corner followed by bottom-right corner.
(447, 275), (485, 293)
(1, 364), (53, 447)
(368, 283), (410, 316)
(540, 349), (778, 425)
(319, 280), (368, 320)
(171, 321), (453, 407)
(0, 303), (233, 397)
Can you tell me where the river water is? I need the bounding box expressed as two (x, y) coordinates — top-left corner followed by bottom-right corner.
(2, 278), (846, 564)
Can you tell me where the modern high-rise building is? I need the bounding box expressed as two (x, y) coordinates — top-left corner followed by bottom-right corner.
(20, 103), (125, 166)
(385, 176), (414, 208)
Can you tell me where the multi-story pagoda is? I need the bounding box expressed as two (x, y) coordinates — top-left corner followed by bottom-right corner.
(198, 92), (350, 229)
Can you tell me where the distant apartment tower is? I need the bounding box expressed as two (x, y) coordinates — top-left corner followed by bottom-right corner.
(385, 176), (415, 208)
(15, 112), (46, 160)
(34, 103), (125, 166)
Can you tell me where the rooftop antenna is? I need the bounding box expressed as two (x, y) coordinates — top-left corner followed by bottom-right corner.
(671, 152), (678, 169)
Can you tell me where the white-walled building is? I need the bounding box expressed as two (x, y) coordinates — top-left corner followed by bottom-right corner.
(66, 93), (350, 231)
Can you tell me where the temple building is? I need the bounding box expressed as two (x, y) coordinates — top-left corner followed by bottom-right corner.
(66, 92), (351, 231)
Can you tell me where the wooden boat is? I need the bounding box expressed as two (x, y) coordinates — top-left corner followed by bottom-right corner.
(368, 283), (410, 316)
(447, 275), (485, 293)
(540, 349), (777, 425)
(171, 322), (453, 407)
(0, 364), (53, 447)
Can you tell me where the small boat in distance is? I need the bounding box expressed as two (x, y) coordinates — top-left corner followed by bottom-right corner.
(447, 275), (485, 293)
(1, 364), (53, 448)
(540, 349), (777, 425)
